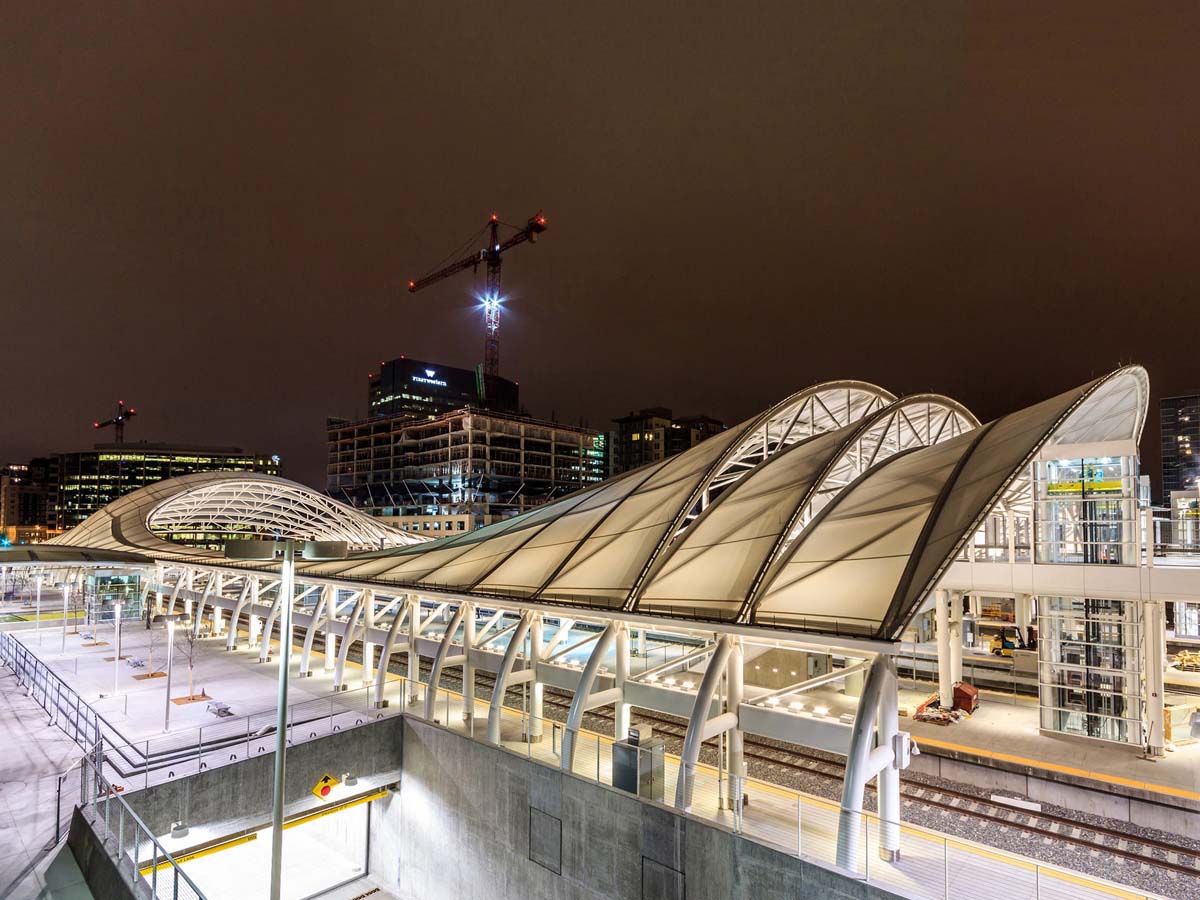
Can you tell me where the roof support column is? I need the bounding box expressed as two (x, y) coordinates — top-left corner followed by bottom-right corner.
(674, 635), (733, 812)
(836, 653), (908, 870)
(225, 580), (254, 651)
(1015, 593), (1034, 648)
(935, 589), (953, 709)
(298, 585), (332, 676)
(462, 604), (477, 726)
(259, 579), (285, 663)
(527, 613), (543, 742)
(561, 622), (619, 773)
(192, 573), (219, 638)
(487, 611), (533, 744)
(407, 596), (421, 704)
(1144, 599), (1166, 756)
(949, 590), (964, 686)
(424, 602), (468, 721)
(361, 593), (377, 687)
(373, 598), (410, 709)
(725, 638), (745, 810)
(614, 623), (630, 742)
(334, 590), (369, 691)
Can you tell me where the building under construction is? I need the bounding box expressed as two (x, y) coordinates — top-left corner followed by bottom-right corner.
(326, 406), (607, 532)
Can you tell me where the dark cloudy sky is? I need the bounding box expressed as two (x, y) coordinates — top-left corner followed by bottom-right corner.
(2, 3), (1197, 490)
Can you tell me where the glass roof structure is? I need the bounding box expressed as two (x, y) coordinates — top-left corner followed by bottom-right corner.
(32, 368), (1148, 642)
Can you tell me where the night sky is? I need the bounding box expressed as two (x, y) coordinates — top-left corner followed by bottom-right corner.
(3, 4), (1197, 490)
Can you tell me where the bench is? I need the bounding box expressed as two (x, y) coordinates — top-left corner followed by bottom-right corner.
(206, 701), (233, 718)
(126, 657), (146, 669)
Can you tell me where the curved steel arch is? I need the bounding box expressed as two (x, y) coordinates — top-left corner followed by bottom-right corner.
(48, 471), (421, 557)
(732, 393), (977, 622)
(146, 477), (417, 551)
(621, 380), (894, 611)
(746, 366), (1148, 640)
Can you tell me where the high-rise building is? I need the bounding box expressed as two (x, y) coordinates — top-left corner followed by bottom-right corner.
(52, 444), (281, 532)
(368, 356), (519, 420)
(1160, 393), (1200, 501)
(0, 460), (54, 544)
(327, 407), (606, 533)
(609, 408), (725, 475)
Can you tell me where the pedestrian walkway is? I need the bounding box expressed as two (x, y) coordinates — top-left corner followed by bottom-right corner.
(0, 663), (84, 898)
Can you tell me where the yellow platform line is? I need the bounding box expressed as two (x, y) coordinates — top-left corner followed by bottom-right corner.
(139, 833), (256, 875)
(916, 735), (1200, 803)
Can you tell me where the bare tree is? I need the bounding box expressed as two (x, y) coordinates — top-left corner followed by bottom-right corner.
(175, 617), (202, 699)
(145, 617), (164, 675)
(67, 582), (86, 634)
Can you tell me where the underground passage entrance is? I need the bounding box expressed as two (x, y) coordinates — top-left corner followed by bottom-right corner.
(147, 791), (384, 900)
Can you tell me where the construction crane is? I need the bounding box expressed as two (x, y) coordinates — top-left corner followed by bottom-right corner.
(408, 211), (548, 387)
(94, 400), (137, 445)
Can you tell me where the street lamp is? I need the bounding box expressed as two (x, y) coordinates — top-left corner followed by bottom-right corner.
(161, 614), (183, 732)
(34, 572), (42, 645)
(111, 600), (123, 696)
(225, 539), (348, 900)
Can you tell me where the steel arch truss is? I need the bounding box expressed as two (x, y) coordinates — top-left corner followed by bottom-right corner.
(146, 478), (418, 551)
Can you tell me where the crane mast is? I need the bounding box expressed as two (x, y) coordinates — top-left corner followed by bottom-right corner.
(408, 211), (548, 390)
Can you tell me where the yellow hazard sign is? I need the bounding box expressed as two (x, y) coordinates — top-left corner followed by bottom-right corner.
(312, 773), (339, 800)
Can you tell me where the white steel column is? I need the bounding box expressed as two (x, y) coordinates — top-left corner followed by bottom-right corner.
(463, 604), (477, 723)
(334, 590), (369, 691)
(299, 585), (332, 676)
(1144, 600), (1166, 756)
(373, 598), (410, 708)
(675, 635), (734, 812)
(836, 653), (903, 871)
(614, 623), (631, 741)
(561, 623), (619, 772)
(361, 593), (377, 686)
(225, 580), (254, 651)
(407, 596), (421, 703)
(1015, 592), (1032, 646)
(876, 655), (901, 861)
(726, 638), (745, 809)
(424, 602), (468, 720)
(259, 580), (285, 663)
(935, 589), (953, 708)
(487, 612), (533, 744)
(949, 590), (964, 685)
(528, 613), (544, 741)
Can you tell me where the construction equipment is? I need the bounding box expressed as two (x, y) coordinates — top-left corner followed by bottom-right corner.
(408, 211), (548, 393)
(989, 627), (1024, 658)
(94, 400), (137, 445)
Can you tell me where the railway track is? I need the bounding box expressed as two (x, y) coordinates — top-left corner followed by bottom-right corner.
(293, 637), (1200, 880)
(525, 680), (1200, 880)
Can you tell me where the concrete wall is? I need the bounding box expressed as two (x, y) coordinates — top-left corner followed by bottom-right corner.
(67, 807), (138, 900)
(378, 717), (905, 900)
(123, 715), (403, 836)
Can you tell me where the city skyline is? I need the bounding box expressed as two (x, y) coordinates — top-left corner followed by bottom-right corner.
(3, 4), (1197, 492)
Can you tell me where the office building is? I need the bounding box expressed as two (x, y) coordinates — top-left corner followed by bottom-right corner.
(610, 408), (725, 475)
(52, 443), (280, 532)
(327, 407), (606, 532)
(1161, 393), (1200, 501)
(368, 356), (519, 419)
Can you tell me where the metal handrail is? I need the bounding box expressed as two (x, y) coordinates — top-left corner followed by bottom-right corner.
(80, 751), (207, 900)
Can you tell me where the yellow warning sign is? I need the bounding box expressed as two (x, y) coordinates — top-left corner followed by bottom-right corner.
(312, 773), (339, 800)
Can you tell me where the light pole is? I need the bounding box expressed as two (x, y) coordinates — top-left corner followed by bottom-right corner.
(61, 578), (70, 652)
(112, 601), (123, 696)
(162, 614), (180, 732)
(225, 539), (347, 900)
(34, 572), (42, 645)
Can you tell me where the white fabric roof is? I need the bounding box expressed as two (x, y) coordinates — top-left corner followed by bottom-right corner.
(30, 368), (1148, 641)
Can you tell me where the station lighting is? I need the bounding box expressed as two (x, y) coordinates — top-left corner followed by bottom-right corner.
(225, 539), (348, 900)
